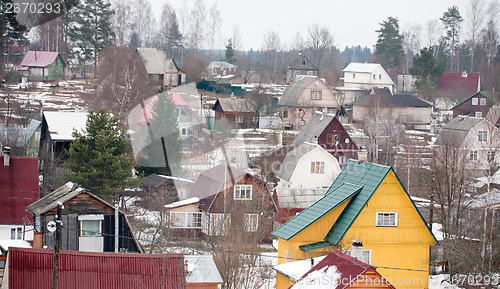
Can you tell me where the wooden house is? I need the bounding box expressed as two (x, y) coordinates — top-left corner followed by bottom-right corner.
(136, 48), (185, 87)
(352, 88), (432, 130)
(272, 160), (437, 289)
(212, 98), (259, 129)
(452, 91), (495, 118)
(19, 51), (66, 82)
(286, 53), (318, 82)
(274, 249), (395, 289)
(185, 164), (278, 239)
(27, 182), (142, 253)
(278, 76), (339, 129)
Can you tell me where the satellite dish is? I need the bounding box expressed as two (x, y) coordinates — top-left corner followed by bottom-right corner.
(47, 221), (56, 233)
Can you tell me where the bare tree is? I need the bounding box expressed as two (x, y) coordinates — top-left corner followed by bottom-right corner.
(306, 24), (334, 69)
(424, 19), (442, 48)
(261, 31), (282, 83)
(129, 0), (157, 47)
(402, 23), (422, 73)
(207, 3), (222, 60)
(466, 0), (486, 71)
(110, 0), (133, 46)
(186, 0), (206, 54)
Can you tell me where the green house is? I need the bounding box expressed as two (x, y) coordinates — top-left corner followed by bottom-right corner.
(19, 51), (66, 82)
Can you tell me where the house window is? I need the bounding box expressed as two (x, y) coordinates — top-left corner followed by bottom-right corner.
(80, 220), (101, 236)
(234, 184), (252, 200)
(472, 98), (479, 105)
(476, 112), (482, 118)
(373, 74), (376, 80)
(208, 213), (231, 236)
(311, 161), (325, 174)
(282, 110), (288, 119)
(17, 227), (22, 239)
(469, 150), (478, 161)
(244, 214), (259, 232)
(10, 228), (22, 240)
(181, 128), (186, 135)
(376, 212), (398, 226)
(487, 150), (496, 162)
(478, 130), (488, 142)
(480, 98), (487, 105)
(302, 60), (306, 66)
(170, 212), (202, 228)
(236, 115), (244, 123)
(327, 134), (339, 145)
(310, 91), (322, 100)
(379, 74), (382, 79)
(352, 73), (356, 78)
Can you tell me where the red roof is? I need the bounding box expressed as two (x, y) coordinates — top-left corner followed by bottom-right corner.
(7, 247), (186, 289)
(0, 157), (39, 225)
(437, 72), (480, 98)
(20, 51), (61, 68)
(291, 250), (395, 289)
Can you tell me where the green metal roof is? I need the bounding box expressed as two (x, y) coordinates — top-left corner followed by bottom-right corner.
(271, 182), (363, 240)
(298, 241), (333, 251)
(452, 91), (495, 108)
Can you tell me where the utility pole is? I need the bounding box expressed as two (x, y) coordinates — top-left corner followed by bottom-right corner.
(52, 203), (62, 289)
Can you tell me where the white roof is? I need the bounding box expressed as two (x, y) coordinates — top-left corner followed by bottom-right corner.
(43, 111), (88, 141)
(0, 240), (32, 251)
(184, 255), (223, 284)
(273, 256), (326, 281)
(165, 197), (199, 209)
(343, 62), (383, 73)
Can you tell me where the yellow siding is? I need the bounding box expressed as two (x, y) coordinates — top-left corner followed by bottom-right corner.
(276, 171), (436, 289)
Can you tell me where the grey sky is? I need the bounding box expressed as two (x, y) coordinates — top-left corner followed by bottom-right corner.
(149, 0), (470, 51)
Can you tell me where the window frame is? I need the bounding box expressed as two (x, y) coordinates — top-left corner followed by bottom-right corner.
(244, 213), (259, 232)
(301, 60), (306, 66)
(480, 98), (487, 106)
(234, 184), (253, 200)
(470, 150), (478, 161)
(472, 98), (479, 105)
(310, 161), (325, 174)
(169, 212), (203, 228)
(310, 90), (322, 100)
(236, 115), (244, 123)
(478, 130), (488, 142)
(376, 212), (398, 227)
(475, 111), (483, 118)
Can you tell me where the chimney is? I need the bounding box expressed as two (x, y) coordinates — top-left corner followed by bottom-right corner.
(351, 239), (364, 261)
(357, 147), (368, 162)
(3, 146), (11, 166)
(311, 257), (314, 268)
(462, 71), (468, 78)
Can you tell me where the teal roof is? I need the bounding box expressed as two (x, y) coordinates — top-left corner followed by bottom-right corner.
(272, 182), (363, 240)
(272, 160), (438, 245)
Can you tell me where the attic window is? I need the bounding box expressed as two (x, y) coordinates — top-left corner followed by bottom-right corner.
(302, 60), (306, 66)
(478, 131), (487, 142)
(472, 98), (478, 105)
(376, 212), (398, 227)
(480, 98), (486, 106)
(353, 73), (356, 78)
(310, 91), (322, 100)
(310, 161), (325, 174)
(234, 185), (252, 200)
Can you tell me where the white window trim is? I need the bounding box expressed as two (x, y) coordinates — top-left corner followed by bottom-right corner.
(79, 219), (102, 237)
(376, 212), (398, 227)
(234, 184), (252, 200)
(169, 212), (203, 229)
(310, 161), (325, 174)
(244, 213), (259, 232)
(78, 214), (104, 221)
(478, 130), (488, 142)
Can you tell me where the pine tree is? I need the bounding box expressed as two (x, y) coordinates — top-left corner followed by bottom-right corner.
(0, 0), (27, 76)
(440, 6), (463, 71)
(374, 16), (405, 69)
(68, 0), (115, 74)
(135, 92), (183, 176)
(66, 108), (135, 197)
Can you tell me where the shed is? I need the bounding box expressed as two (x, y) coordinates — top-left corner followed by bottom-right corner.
(19, 51), (66, 82)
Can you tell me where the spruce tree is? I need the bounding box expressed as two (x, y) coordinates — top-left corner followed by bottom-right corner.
(410, 47), (444, 98)
(374, 16), (404, 69)
(66, 108), (135, 197)
(225, 39), (235, 63)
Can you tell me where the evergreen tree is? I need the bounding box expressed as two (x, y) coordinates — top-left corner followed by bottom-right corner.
(225, 39), (235, 63)
(68, 0), (115, 74)
(135, 92), (183, 176)
(374, 16), (405, 69)
(440, 6), (463, 71)
(410, 47), (444, 98)
(66, 108), (136, 197)
(0, 0), (27, 76)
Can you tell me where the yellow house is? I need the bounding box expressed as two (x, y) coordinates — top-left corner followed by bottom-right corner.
(272, 160), (437, 289)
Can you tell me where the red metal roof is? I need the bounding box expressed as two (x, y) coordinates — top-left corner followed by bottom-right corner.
(291, 250), (395, 289)
(7, 247), (186, 289)
(0, 157), (39, 225)
(437, 72), (480, 98)
(20, 51), (61, 68)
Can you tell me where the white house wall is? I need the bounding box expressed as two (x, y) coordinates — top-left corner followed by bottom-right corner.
(287, 147), (340, 188)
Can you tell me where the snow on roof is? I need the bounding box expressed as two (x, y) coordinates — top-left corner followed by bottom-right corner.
(136, 48), (167, 75)
(0, 240), (32, 251)
(343, 62), (383, 73)
(165, 197), (200, 209)
(273, 256), (326, 281)
(43, 111), (88, 141)
(184, 255), (223, 284)
(291, 265), (341, 289)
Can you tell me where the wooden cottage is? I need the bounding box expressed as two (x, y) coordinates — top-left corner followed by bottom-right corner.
(19, 51), (66, 82)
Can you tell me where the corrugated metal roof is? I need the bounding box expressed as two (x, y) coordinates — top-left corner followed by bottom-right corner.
(20, 51), (62, 68)
(275, 187), (328, 209)
(278, 76), (318, 106)
(434, 115), (485, 147)
(271, 182), (362, 240)
(43, 111), (88, 141)
(352, 88), (432, 107)
(0, 156), (39, 225)
(188, 164), (246, 199)
(6, 247), (186, 289)
(293, 112), (335, 145)
(437, 72), (480, 97)
(213, 98), (256, 113)
(137, 48), (167, 75)
(184, 255), (223, 284)
(289, 250), (395, 289)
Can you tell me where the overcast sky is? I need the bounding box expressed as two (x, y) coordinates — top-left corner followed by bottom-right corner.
(149, 0), (471, 51)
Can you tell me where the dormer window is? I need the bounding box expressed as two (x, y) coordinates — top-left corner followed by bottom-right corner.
(301, 60), (306, 66)
(353, 73), (356, 78)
